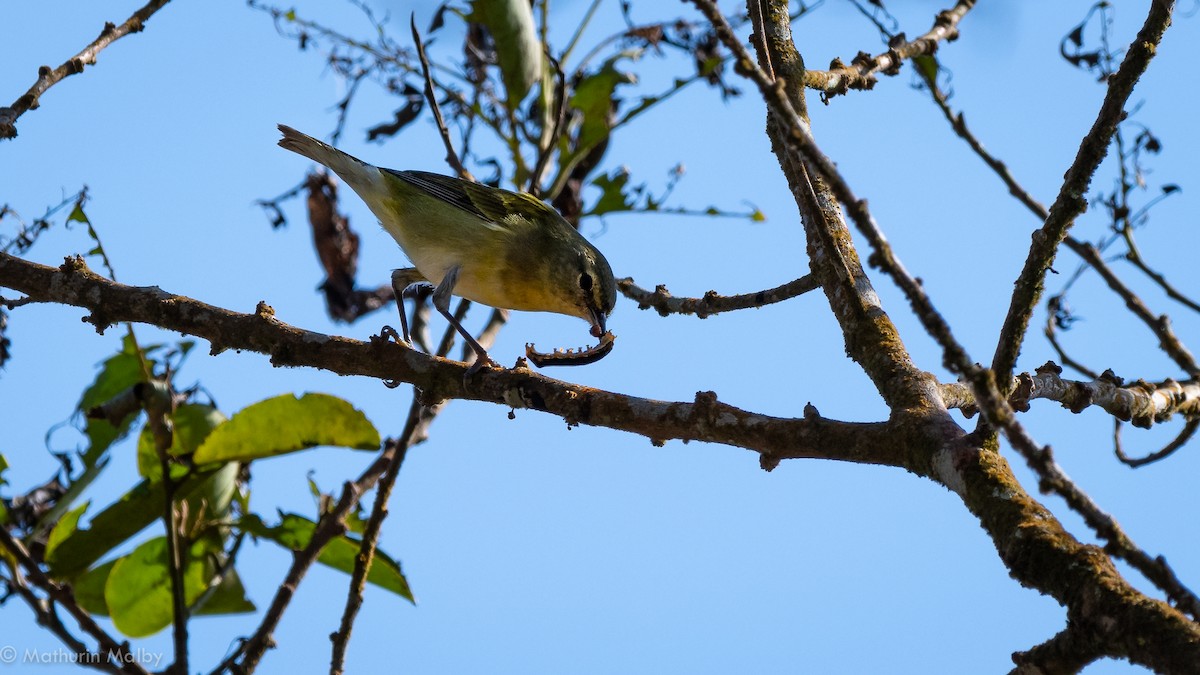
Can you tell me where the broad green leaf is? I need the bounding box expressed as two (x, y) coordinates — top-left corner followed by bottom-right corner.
(44, 501), (89, 562)
(193, 568), (256, 616)
(74, 559), (117, 615)
(45, 469), (221, 579)
(105, 537), (211, 637)
(192, 393), (380, 465)
(137, 404), (227, 480)
(78, 335), (155, 466)
(569, 50), (641, 156)
(243, 513), (413, 602)
(587, 168), (636, 217)
(468, 0), (542, 105)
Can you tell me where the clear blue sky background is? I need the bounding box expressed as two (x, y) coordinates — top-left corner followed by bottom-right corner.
(3, 1), (1199, 673)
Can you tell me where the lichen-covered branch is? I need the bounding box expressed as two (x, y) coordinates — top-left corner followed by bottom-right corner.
(940, 362), (1200, 427)
(617, 275), (818, 318)
(990, 0), (1176, 391)
(803, 0), (976, 97)
(0, 0), (173, 139)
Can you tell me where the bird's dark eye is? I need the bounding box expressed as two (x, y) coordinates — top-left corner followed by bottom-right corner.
(578, 272), (593, 292)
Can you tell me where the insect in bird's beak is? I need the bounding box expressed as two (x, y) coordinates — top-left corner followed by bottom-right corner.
(526, 331), (616, 367)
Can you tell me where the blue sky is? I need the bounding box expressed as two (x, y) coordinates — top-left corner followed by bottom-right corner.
(3, 1), (1199, 673)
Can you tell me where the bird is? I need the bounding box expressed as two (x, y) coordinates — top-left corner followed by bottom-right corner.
(276, 124), (616, 372)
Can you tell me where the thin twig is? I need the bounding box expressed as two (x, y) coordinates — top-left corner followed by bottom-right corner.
(331, 298), (506, 672)
(1124, 246), (1200, 314)
(1064, 239), (1198, 376)
(3, 571), (127, 675)
(990, 0), (1175, 392)
(803, 0), (976, 97)
(0, 0), (173, 139)
(410, 15), (474, 182)
(919, 27), (1199, 380)
(1114, 417), (1200, 467)
(0, 527), (150, 675)
(690, 0), (1200, 621)
(618, 275), (818, 318)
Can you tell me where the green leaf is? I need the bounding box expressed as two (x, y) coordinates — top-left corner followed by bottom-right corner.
(137, 404), (227, 480)
(74, 559), (117, 615)
(468, 0), (543, 105)
(192, 393), (380, 465)
(587, 168), (637, 217)
(569, 50), (641, 156)
(66, 204), (90, 224)
(44, 501), (89, 562)
(105, 537), (212, 637)
(913, 54), (939, 84)
(45, 469), (223, 579)
(243, 513), (413, 602)
(193, 568), (256, 616)
(79, 336), (154, 466)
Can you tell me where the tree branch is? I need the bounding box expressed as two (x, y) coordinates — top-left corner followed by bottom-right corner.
(1009, 622), (1102, 675)
(803, 0), (976, 97)
(990, 0), (1176, 391)
(940, 363), (1200, 427)
(687, 1), (1200, 666)
(0, 0), (173, 139)
(0, 527), (150, 675)
(616, 275), (818, 318)
(0, 252), (897, 469)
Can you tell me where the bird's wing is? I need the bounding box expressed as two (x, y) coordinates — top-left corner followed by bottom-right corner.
(388, 169), (550, 228)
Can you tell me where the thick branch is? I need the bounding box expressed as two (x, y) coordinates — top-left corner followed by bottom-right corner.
(0, 0), (173, 139)
(617, 275), (817, 318)
(991, 0), (1175, 391)
(0, 253), (895, 468)
(1009, 622), (1103, 675)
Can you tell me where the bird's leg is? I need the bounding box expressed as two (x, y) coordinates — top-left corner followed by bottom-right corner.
(433, 265), (497, 375)
(390, 267), (430, 346)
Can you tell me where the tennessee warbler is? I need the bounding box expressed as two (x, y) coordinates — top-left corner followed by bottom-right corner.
(277, 125), (616, 371)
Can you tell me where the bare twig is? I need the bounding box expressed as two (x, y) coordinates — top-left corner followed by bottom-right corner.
(1063, 239), (1199, 376)
(919, 26), (1199, 380)
(330, 301), (502, 672)
(0, 527), (150, 675)
(990, 0), (1175, 391)
(0, 0), (173, 139)
(1124, 244), (1200, 314)
(691, 0), (1200, 627)
(803, 0), (976, 97)
(1114, 417), (1200, 467)
(327, 437), (412, 675)
(618, 275), (818, 318)
(2, 570), (128, 675)
(410, 15), (474, 182)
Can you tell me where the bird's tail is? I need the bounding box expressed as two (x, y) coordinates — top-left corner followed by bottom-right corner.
(277, 124), (379, 190)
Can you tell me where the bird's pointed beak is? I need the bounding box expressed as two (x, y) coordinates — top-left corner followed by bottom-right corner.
(588, 306), (606, 338)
